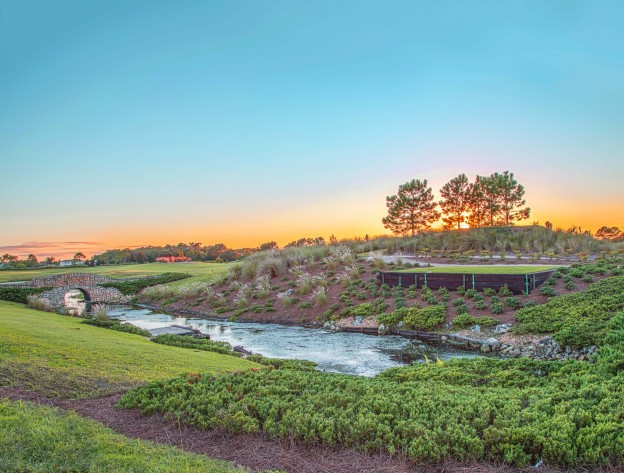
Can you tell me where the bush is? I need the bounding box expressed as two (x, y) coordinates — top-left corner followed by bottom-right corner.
(0, 287), (52, 304)
(498, 284), (512, 296)
(504, 297), (522, 309)
(474, 300), (487, 310)
(515, 276), (624, 347)
(403, 305), (445, 330)
(452, 313), (478, 329)
(151, 334), (241, 357)
(82, 317), (150, 337)
(483, 288), (496, 296)
(540, 285), (556, 297)
(103, 273), (191, 295)
(491, 303), (504, 314)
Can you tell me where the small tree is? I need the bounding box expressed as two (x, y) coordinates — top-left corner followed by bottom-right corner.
(596, 226), (623, 241)
(73, 252), (86, 262)
(26, 254), (38, 266)
(258, 241), (279, 251)
(466, 177), (488, 228)
(496, 171), (530, 225)
(382, 179), (440, 236)
(439, 173), (471, 230)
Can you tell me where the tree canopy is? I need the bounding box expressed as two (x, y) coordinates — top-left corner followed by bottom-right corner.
(382, 179), (440, 236)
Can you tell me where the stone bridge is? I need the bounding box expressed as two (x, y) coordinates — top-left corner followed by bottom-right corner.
(13, 273), (131, 310)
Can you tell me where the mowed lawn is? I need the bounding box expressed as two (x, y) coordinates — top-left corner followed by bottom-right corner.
(0, 262), (234, 286)
(397, 264), (559, 274)
(0, 301), (257, 398)
(0, 399), (246, 473)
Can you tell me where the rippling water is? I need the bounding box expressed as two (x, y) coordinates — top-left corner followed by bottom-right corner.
(108, 305), (480, 377)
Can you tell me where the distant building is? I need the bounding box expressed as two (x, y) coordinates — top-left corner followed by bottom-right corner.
(59, 259), (85, 267)
(155, 256), (191, 263)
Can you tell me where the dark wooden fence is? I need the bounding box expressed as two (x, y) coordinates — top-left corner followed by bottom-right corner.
(376, 269), (555, 294)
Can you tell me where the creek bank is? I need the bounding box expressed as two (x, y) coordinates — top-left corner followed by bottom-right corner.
(139, 303), (597, 363)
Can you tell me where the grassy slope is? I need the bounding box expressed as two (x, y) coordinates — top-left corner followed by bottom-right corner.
(397, 264), (558, 274)
(0, 399), (245, 473)
(0, 301), (257, 398)
(0, 262), (234, 285)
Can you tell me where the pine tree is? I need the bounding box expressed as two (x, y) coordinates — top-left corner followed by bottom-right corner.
(439, 173), (471, 229)
(382, 179), (440, 236)
(496, 171), (531, 225)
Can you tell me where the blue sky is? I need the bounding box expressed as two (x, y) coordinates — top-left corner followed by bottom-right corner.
(1, 0), (623, 257)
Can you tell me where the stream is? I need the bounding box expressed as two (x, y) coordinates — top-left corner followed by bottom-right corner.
(108, 305), (481, 377)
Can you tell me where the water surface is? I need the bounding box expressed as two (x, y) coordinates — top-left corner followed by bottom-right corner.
(108, 305), (479, 377)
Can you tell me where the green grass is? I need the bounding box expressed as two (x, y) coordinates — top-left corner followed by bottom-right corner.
(397, 265), (559, 274)
(0, 262), (234, 285)
(0, 301), (257, 398)
(0, 398), (246, 473)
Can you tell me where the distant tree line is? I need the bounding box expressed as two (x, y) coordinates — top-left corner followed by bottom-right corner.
(92, 242), (256, 264)
(382, 171), (531, 236)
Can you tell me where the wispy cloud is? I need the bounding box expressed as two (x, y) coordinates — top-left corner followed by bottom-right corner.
(0, 241), (104, 258)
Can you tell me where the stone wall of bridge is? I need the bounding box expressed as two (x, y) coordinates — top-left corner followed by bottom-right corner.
(40, 285), (129, 308)
(30, 273), (116, 288)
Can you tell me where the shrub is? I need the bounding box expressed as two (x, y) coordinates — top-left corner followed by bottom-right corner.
(474, 300), (488, 310)
(103, 273), (191, 295)
(456, 286), (466, 295)
(483, 288), (496, 296)
(403, 305), (445, 330)
(300, 301), (312, 309)
(0, 287), (52, 304)
(82, 317), (150, 337)
(151, 334), (241, 357)
(498, 284), (512, 296)
(465, 288), (478, 299)
(491, 303), (504, 314)
(540, 285), (556, 297)
(504, 297), (522, 309)
(452, 313), (478, 329)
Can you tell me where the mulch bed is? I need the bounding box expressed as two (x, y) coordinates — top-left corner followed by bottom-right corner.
(0, 386), (604, 473)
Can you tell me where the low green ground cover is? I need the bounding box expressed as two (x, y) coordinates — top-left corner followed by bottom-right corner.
(0, 399), (245, 473)
(121, 275), (624, 469)
(101, 272), (191, 294)
(0, 262), (234, 285)
(0, 302), (257, 398)
(396, 265), (559, 274)
(514, 276), (624, 346)
(151, 334), (243, 357)
(0, 286), (51, 303)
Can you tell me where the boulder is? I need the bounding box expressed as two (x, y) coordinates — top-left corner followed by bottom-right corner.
(494, 324), (512, 334)
(470, 324), (481, 333)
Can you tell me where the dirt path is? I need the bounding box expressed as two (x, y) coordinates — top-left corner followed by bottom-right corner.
(0, 387), (593, 473)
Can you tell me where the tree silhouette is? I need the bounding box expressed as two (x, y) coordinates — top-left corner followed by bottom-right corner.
(439, 173), (471, 229)
(382, 179), (440, 236)
(73, 252), (86, 261)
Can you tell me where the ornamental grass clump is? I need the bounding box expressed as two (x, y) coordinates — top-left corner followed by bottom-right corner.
(26, 295), (55, 313)
(312, 286), (328, 306)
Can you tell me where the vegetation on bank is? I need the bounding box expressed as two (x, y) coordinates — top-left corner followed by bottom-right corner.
(121, 297), (624, 469)
(0, 262), (233, 285)
(101, 272), (191, 295)
(0, 286), (52, 304)
(0, 302), (257, 398)
(0, 399), (246, 473)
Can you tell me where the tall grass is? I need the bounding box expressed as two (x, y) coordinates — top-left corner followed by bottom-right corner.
(26, 295), (55, 313)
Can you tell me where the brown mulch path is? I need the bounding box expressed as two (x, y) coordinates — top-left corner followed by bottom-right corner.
(1, 387), (604, 473)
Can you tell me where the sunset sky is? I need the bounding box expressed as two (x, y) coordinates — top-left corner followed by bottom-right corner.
(2, 1), (623, 259)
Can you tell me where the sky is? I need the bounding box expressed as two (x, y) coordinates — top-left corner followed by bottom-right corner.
(1, 0), (623, 259)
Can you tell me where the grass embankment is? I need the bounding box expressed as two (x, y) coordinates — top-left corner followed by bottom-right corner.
(0, 399), (245, 473)
(0, 301), (257, 398)
(0, 262), (234, 285)
(121, 275), (624, 469)
(397, 265), (559, 274)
